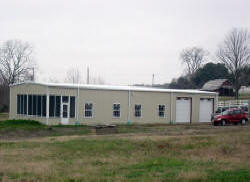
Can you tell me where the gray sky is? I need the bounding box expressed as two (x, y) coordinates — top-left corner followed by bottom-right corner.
(0, 0), (250, 85)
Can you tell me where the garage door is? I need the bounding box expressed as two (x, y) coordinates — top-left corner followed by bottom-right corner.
(176, 98), (191, 123)
(199, 98), (213, 122)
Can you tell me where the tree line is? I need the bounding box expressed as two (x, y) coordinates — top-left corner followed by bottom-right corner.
(169, 28), (250, 99)
(0, 28), (249, 112)
(0, 40), (105, 112)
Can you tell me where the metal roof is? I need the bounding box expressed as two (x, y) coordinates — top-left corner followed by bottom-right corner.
(201, 79), (230, 91)
(10, 81), (216, 95)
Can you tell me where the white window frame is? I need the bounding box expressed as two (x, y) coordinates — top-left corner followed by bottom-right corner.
(84, 102), (93, 118)
(158, 104), (166, 118)
(113, 103), (121, 118)
(134, 104), (142, 118)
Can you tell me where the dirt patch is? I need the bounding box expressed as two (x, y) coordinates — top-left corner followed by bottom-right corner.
(0, 122), (249, 141)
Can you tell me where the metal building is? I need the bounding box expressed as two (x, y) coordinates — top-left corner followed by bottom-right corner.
(9, 82), (217, 125)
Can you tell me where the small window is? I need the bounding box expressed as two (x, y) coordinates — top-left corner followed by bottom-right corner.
(84, 103), (93, 118)
(37, 95), (42, 116)
(158, 105), (165, 118)
(20, 95), (24, 114)
(28, 95), (32, 115)
(24, 95), (27, 115)
(55, 96), (61, 117)
(62, 96), (69, 103)
(49, 95), (55, 117)
(70, 96), (75, 118)
(233, 110), (241, 115)
(42, 96), (47, 117)
(32, 95), (37, 115)
(113, 103), (120, 117)
(134, 104), (142, 117)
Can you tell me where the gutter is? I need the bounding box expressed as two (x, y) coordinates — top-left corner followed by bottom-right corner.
(76, 83), (80, 125)
(46, 86), (49, 125)
(127, 89), (131, 125)
(170, 91), (173, 124)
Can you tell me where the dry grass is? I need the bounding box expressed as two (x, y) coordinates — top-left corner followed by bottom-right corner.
(0, 123), (250, 181)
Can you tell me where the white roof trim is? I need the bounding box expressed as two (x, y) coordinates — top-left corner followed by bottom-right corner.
(10, 81), (216, 95)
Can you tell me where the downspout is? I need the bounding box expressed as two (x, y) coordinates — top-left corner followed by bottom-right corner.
(170, 91), (173, 124)
(127, 89), (131, 125)
(76, 83), (80, 125)
(9, 86), (11, 119)
(46, 86), (49, 125)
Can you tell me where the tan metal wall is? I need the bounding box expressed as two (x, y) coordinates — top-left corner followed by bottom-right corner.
(9, 83), (217, 125)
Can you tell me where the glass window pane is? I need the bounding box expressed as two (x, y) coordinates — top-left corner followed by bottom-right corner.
(62, 96), (69, 103)
(113, 104), (120, 117)
(49, 96), (55, 117)
(63, 104), (68, 118)
(55, 96), (61, 117)
(37, 96), (42, 116)
(135, 104), (141, 117)
(42, 96), (47, 117)
(32, 95), (37, 115)
(85, 103), (93, 117)
(70, 96), (75, 118)
(20, 95), (24, 114)
(24, 95), (27, 115)
(28, 95), (32, 115)
(85, 111), (92, 117)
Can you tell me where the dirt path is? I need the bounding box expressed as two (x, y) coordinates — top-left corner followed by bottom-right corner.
(0, 123), (249, 143)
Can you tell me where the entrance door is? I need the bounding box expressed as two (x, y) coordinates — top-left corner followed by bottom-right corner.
(61, 103), (69, 125)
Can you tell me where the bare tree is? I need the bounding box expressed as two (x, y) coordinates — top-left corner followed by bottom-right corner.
(0, 40), (35, 85)
(180, 47), (208, 75)
(64, 67), (105, 85)
(64, 67), (83, 84)
(90, 75), (105, 85)
(217, 28), (250, 98)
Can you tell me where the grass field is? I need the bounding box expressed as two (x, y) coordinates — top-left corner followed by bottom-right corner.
(0, 120), (250, 181)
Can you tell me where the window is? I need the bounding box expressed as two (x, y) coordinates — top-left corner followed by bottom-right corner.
(20, 95), (24, 114)
(24, 95), (27, 115)
(70, 96), (75, 118)
(134, 104), (142, 117)
(49, 95), (55, 117)
(28, 95), (32, 115)
(42, 96), (47, 117)
(32, 95), (37, 115)
(62, 96), (69, 103)
(17, 94), (46, 117)
(233, 110), (241, 115)
(55, 96), (61, 117)
(113, 103), (120, 117)
(84, 103), (93, 118)
(17, 94), (27, 115)
(158, 105), (165, 118)
(37, 96), (42, 116)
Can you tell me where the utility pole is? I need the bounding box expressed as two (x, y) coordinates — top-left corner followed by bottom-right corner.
(152, 74), (155, 86)
(87, 66), (89, 84)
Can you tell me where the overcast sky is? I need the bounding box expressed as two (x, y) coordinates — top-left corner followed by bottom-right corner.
(0, 0), (250, 85)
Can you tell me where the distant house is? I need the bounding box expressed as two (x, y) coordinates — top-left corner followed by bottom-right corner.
(201, 79), (234, 96)
(239, 86), (250, 94)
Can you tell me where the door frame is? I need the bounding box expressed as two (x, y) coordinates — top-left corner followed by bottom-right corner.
(61, 96), (70, 125)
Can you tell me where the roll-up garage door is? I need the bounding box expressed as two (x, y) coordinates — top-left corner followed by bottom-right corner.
(176, 97), (191, 123)
(199, 98), (213, 122)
